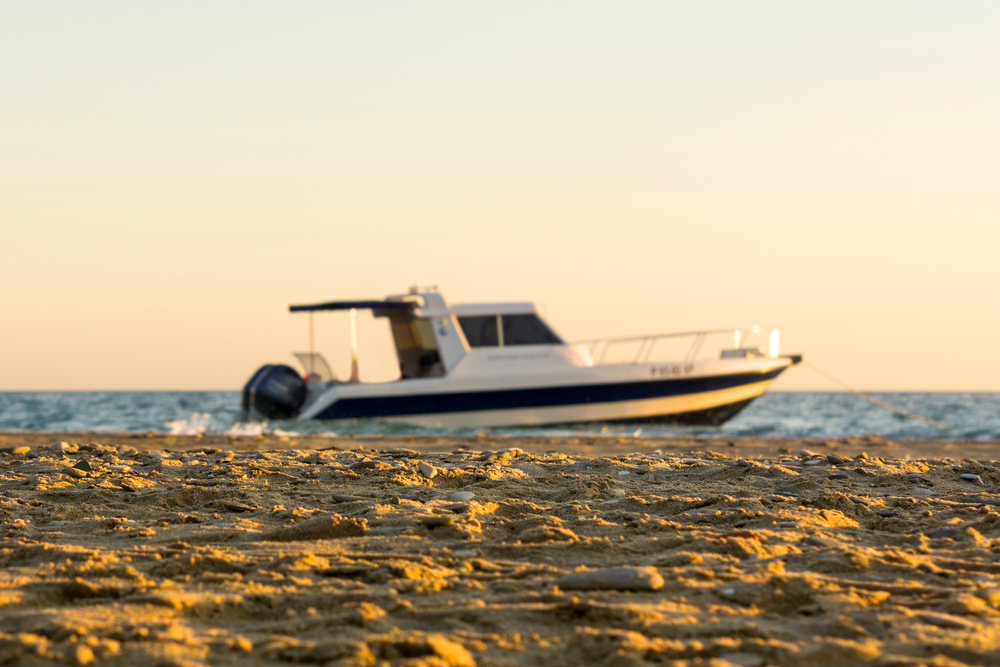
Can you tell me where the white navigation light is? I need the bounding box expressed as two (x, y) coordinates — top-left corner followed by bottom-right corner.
(753, 325), (760, 333)
(733, 330), (740, 350)
(769, 328), (780, 359)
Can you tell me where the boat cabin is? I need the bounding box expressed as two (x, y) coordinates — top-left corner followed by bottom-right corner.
(290, 291), (566, 382)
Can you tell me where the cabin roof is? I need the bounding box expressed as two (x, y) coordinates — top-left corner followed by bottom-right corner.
(447, 302), (537, 316)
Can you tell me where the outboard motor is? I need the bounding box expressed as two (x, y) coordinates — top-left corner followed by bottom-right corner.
(241, 364), (306, 419)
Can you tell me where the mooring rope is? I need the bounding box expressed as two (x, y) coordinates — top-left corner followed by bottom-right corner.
(802, 361), (950, 430)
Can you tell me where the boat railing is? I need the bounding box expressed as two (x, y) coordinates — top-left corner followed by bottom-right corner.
(573, 328), (737, 365)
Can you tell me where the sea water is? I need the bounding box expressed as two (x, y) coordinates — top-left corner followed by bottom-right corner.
(0, 391), (997, 440)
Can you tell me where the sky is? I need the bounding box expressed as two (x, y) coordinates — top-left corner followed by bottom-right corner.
(2, 2), (998, 391)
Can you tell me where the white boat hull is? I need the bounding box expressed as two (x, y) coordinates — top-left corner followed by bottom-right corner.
(295, 357), (793, 428)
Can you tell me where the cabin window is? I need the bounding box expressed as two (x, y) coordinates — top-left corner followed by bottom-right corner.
(390, 321), (418, 349)
(501, 314), (563, 346)
(458, 316), (499, 348)
(391, 317), (444, 378)
(411, 319), (439, 350)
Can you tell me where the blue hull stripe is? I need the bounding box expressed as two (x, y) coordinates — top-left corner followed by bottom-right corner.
(313, 367), (786, 420)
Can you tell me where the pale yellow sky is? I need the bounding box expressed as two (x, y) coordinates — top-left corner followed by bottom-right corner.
(2, 2), (998, 390)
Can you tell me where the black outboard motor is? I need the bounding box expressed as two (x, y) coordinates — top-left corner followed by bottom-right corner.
(241, 364), (306, 419)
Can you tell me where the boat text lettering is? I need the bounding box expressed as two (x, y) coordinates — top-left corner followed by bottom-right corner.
(651, 364), (695, 377)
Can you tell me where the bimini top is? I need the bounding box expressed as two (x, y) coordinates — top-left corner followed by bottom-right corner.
(288, 292), (539, 318)
(289, 299), (415, 313)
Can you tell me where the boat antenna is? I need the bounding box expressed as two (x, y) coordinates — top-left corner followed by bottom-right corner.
(349, 308), (360, 383)
(803, 361), (949, 429)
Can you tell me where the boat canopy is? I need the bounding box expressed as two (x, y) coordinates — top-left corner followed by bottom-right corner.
(288, 295), (538, 318)
(289, 300), (414, 313)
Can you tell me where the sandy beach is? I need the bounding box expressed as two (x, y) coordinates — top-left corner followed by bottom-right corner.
(2, 431), (1000, 666)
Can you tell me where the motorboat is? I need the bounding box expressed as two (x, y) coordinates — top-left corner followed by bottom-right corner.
(240, 288), (801, 428)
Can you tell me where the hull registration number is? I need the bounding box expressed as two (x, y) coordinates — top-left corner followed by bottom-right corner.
(651, 364), (695, 377)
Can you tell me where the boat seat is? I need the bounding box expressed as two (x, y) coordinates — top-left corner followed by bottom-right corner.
(293, 352), (337, 383)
